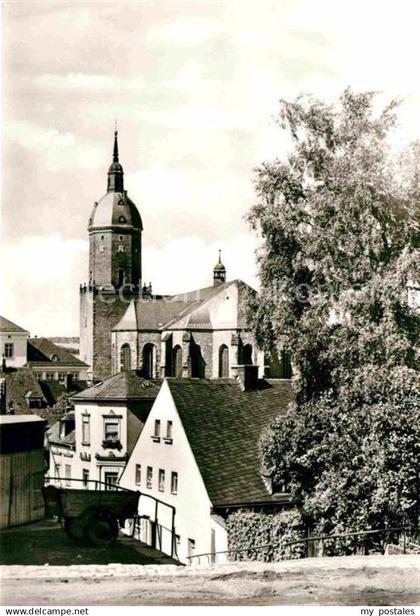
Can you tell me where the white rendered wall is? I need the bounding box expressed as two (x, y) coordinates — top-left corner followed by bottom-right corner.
(120, 380), (227, 563)
(0, 331), (28, 368)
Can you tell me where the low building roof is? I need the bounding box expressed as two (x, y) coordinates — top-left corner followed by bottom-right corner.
(0, 316), (29, 334)
(27, 338), (87, 367)
(0, 414), (45, 424)
(1, 367), (47, 413)
(50, 428), (76, 448)
(166, 377), (294, 507)
(72, 370), (162, 402)
(39, 379), (87, 407)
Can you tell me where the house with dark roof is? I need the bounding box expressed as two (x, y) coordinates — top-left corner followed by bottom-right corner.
(0, 316), (29, 369)
(27, 337), (88, 383)
(119, 366), (294, 563)
(48, 370), (161, 489)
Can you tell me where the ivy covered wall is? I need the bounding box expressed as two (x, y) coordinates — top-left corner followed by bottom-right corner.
(226, 508), (307, 562)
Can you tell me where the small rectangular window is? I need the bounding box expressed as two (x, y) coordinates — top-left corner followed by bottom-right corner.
(158, 469), (165, 492)
(46, 373), (55, 381)
(154, 419), (161, 437)
(171, 471), (178, 495)
(135, 464), (141, 485)
(104, 419), (120, 440)
(82, 416), (90, 444)
(146, 466), (153, 489)
(166, 421), (173, 439)
(82, 469), (89, 488)
(4, 343), (14, 358)
(55, 463), (61, 481)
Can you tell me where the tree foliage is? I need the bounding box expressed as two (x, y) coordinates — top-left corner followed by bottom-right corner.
(249, 89), (420, 545)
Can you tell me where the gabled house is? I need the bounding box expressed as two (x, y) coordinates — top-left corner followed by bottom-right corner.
(0, 316), (29, 369)
(48, 370), (161, 489)
(27, 337), (88, 383)
(119, 366), (294, 563)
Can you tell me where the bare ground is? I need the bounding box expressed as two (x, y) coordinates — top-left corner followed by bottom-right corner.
(1, 556), (419, 606)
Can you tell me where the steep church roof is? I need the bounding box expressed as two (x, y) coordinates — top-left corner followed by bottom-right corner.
(112, 279), (249, 332)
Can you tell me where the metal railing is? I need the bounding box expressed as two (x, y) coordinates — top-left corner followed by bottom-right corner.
(44, 476), (133, 491)
(186, 525), (419, 565)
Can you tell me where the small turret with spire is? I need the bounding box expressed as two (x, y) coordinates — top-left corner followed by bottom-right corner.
(107, 126), (124, 193)
(213, 249), (226, 286)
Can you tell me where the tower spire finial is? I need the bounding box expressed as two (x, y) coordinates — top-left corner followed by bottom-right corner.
(213, 248), (226, 286)
(113, 124), (119, 163)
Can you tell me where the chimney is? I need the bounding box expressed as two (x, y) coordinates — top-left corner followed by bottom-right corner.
(232, 365), (259, 391)
(65, 373), (73, 391)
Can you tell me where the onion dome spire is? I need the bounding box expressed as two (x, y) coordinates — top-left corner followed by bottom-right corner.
(113, 128), (119, 162)
(213, 249), (226, 286)
(107, 127), (124, 193)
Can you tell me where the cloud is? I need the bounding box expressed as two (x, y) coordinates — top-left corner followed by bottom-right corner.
(146, 17), (221, 47)
(4, 122), (104, 172)
(33, 72), (146, 94)
(0, 235), (88, 336)
(143, 233), (260, 295)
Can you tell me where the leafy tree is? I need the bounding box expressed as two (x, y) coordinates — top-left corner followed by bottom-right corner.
(249, 89), (420, 548)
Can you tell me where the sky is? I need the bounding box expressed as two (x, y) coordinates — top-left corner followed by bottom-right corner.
(1, 0), (420, 336)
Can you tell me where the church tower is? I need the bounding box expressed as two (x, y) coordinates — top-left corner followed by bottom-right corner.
(213, 250), (226, 286)
(80, 130), (143, 380)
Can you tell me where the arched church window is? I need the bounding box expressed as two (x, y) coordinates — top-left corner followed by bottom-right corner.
(191, 344), (205, 378)
(242, 344), (253, 365)
(218, 345), (229, 378)
(172, 346), (182, 378)
(143, 343), (156, 378)
(120, 344), (131, 371)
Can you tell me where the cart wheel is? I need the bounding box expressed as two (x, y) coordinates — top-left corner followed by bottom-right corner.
(87, 509), (119, 546)
(64, 516), (87, 542)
